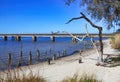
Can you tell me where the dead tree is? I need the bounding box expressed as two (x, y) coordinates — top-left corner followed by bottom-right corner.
(66, 12), (103, 63)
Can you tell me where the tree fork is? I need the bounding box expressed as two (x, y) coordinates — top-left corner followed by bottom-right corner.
(66, 12), (103, 62)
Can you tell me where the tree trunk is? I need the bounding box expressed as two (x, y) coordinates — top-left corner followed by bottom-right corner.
(98, 27), (103, 62)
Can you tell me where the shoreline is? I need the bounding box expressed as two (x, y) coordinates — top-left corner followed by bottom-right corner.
(0, 39), (120, 82)
(0, 39), (95, 71)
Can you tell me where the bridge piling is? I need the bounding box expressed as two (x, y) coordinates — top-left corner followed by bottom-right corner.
(32, 36), (37, 42)
(3, 35), (7, 41)
(16, 35), (21, 41)
(50, 36), (55, 42)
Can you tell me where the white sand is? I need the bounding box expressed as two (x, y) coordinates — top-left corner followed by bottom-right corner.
(1, 40), (120, 82)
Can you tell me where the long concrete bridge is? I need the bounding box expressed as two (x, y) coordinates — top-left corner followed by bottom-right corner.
(0, 33), (111, 42)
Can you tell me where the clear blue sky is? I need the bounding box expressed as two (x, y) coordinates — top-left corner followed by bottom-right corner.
(0, 0), (116, 34)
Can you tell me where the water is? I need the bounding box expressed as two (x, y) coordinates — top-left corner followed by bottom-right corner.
(0, 37), (107, 71)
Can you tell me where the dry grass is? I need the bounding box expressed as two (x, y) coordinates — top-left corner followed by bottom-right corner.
(0, 68), (46, 82)
(110, 34), (120, 50)
(2, 76), (46, 82)
(62, 74), (101, 82)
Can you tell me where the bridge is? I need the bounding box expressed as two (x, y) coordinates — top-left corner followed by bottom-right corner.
(0, 33), (111, 42)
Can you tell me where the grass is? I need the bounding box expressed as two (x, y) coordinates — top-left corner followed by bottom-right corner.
(1, 75), (46, 82)
(0, 67), (46, 82)
(62, 74), (101, 82)
(110, 34), (120, 50)
(1, 69), (101, 82)
(0, 67), (101, 82)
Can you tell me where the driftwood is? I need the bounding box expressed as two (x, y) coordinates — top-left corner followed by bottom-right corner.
(63, 24), (102, 64)
(66, 12), (103, 63)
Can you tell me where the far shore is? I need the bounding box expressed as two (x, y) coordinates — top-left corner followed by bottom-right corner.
(0, 39), (120, 82)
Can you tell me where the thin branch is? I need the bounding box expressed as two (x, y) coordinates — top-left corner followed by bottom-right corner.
(62, 24), (100, 60)
(62, 25), (89, 41)
(65, 16), (84, 24)
(80, 12), (102, 29)
(66, 12), (102, 30)
(62, 31), (82, 41)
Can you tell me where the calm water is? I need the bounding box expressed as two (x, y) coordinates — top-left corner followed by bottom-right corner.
(0, 37), (107, 71)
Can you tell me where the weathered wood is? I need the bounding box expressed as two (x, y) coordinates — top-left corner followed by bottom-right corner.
(44, 50), (47, 59)
(17, 51), (22, 67)
(49, 47), (52, 54)
(29, 51), (32, 65)
(78, 57), (82, 63)
(66, 12), (104, 63)
(8, 53), (12, 68)
(72, 37), (77, 43)
(52, 54), (56, 60)
(64, 49), (66, 55)
(104, 54), (120, 57)
(57, 51), (60, 58)
(47, 58), (51, 65)
(62, 50), (64, 57)
(36, 49), (40, 61)
(62, 49), (66, 57)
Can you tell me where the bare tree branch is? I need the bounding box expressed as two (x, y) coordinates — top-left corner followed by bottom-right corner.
(65, 16), (84, 24)
(80, 12), (102, 29)
(63, 25), (100, 63)
(66, 12), (102, 30)
(66, 12), (104, 64)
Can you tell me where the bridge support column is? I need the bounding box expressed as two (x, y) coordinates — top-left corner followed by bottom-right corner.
(32, 36), (37, 42)
(3, 35), (7, 41)
(50, 36), (55, 42)
(16, 35), (21, 41)
(72, 37), (77, 43)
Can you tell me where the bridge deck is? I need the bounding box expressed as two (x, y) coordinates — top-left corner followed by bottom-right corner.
(0, 33), (111, 37)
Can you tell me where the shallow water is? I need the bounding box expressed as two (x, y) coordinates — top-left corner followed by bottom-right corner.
(0, 37), (107, 71)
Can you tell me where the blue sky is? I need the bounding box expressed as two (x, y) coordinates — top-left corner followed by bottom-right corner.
(0, 0), (116, 34)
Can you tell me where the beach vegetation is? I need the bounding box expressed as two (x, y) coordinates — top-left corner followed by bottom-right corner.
(62, 74), (101, 82)
(110, 34), (120, 50)
(0, 66), (46, 82)
(2, 75), (46, 82)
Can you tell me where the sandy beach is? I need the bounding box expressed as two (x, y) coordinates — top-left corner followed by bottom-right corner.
(0, 40), (120, 82)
